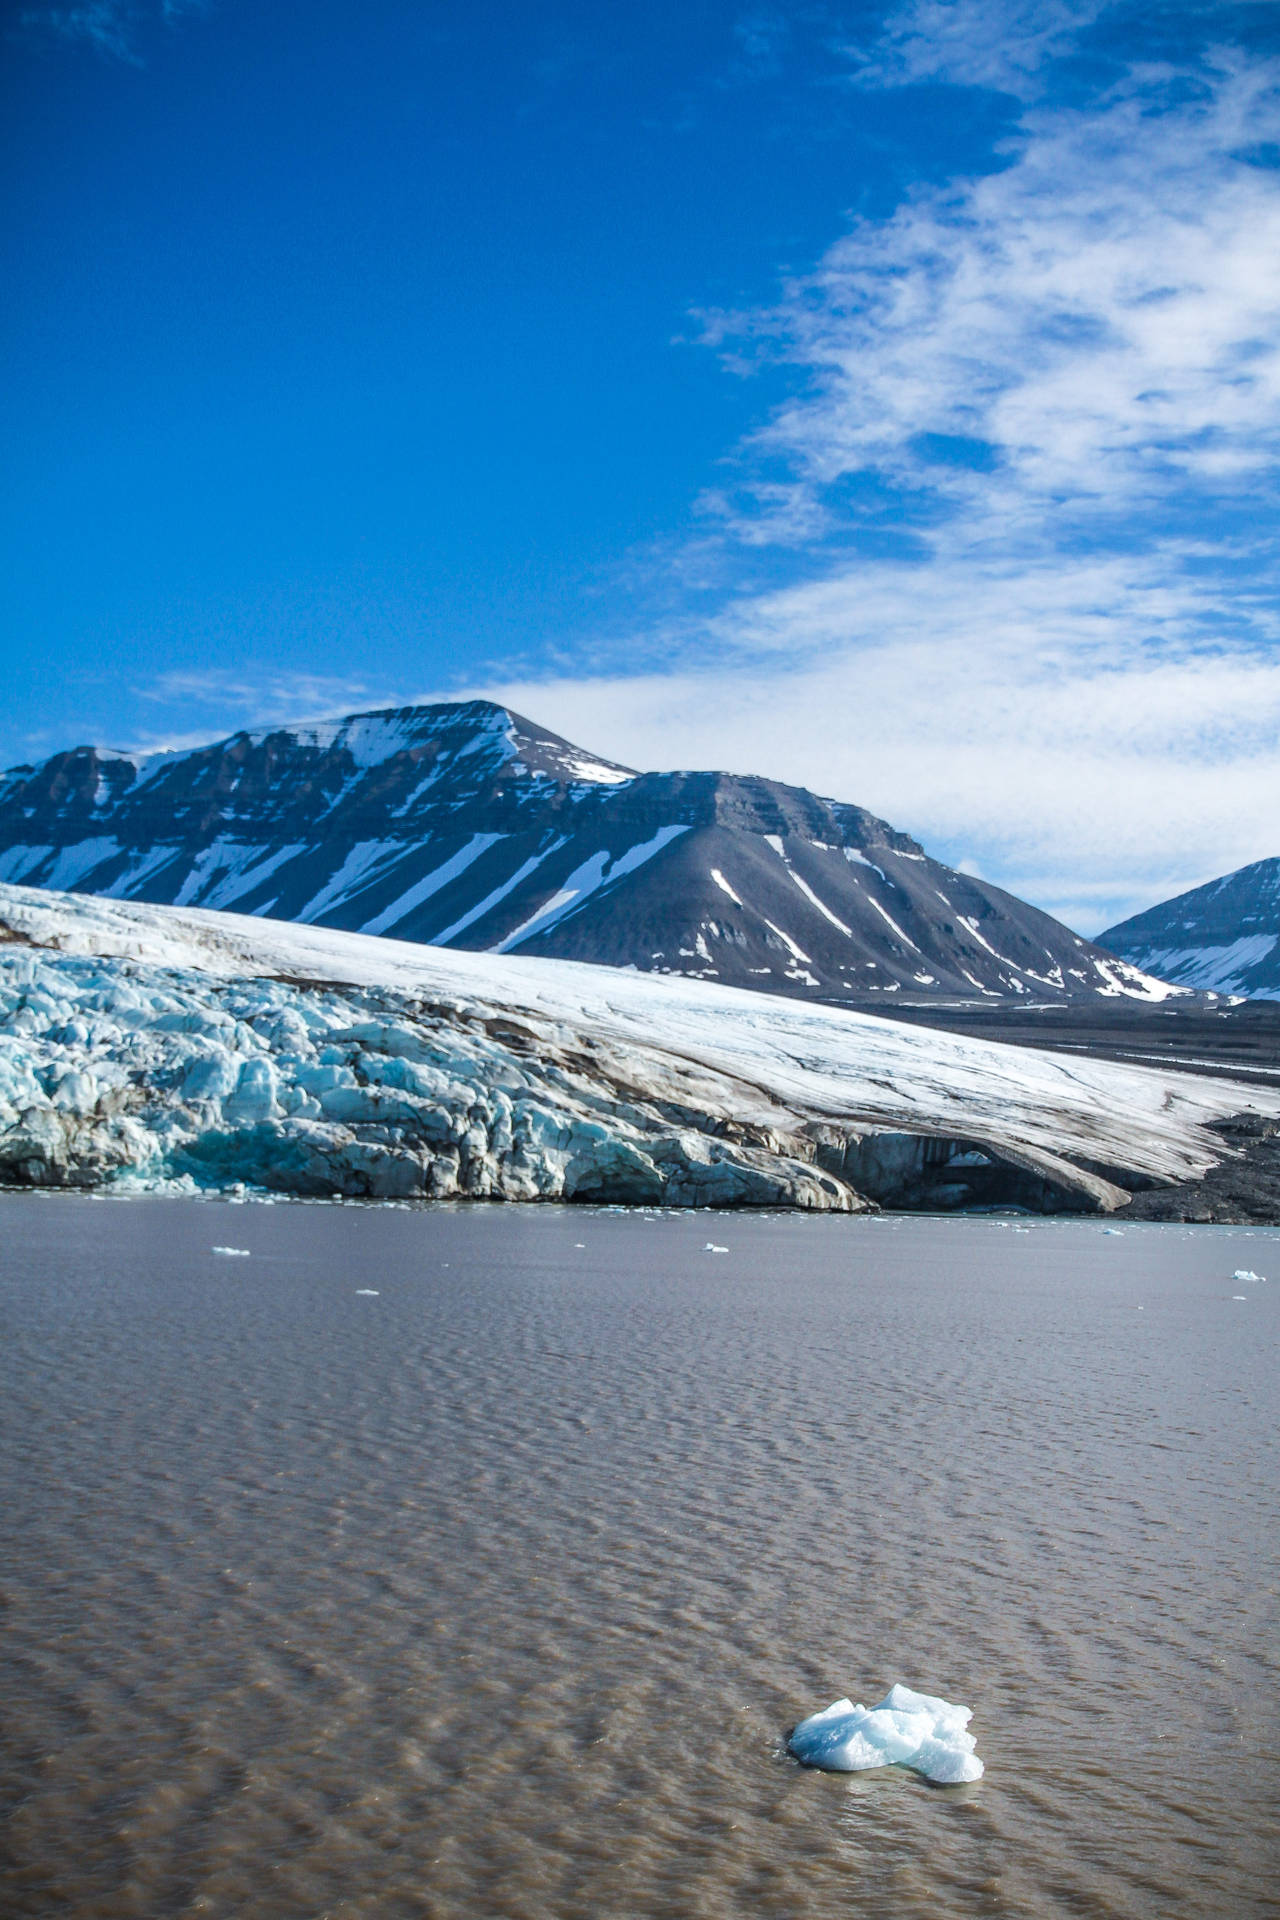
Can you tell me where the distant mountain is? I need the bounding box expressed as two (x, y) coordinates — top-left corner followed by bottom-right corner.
(0, 699), (1173, 1002)
(1100, 858), (1280, 999)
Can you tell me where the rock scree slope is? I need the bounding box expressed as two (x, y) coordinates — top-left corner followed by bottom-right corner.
(0, 700), (1176, 1003)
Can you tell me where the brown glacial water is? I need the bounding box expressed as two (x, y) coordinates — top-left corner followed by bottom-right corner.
(1, 1194), (1277, 1919)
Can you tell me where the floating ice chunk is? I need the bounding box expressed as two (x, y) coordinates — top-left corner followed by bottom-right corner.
(704, 1242), (728, 1253)
(1101, 1227), (1123, 1235)
(211, 1246), (251, 1257)
(1233, 1269), (1265, 1283)
(356, 1288), (380, 1295)
(788, 1683), (984, 1784)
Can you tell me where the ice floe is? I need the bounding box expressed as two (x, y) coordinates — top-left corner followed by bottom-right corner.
(788, 1684), (984, 1784)
(1232, 1269), (1266, 1282)
(211, 1246), (251, 1257)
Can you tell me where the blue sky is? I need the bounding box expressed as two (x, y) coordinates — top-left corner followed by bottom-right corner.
(4, 0), (1280, 929)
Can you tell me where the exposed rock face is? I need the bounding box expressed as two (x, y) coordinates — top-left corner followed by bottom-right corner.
(1, 885), (1271, 1213)
(1100, 858), (1280, 998)
(0, 700), (1173, 1003)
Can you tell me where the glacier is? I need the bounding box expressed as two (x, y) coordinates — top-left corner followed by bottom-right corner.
(788, 1685), (984, 1784)
(0, 882), (1274, 1210)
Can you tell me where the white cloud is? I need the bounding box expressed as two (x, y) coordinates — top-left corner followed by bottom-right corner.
(466, 568), (1280, 934)
(702, 52), (1280, 543)
(847, 0), (1109, 96)
(565, 20), (1280, 932)
(18, 0), (205, 61)
(126, 669), (397, 752)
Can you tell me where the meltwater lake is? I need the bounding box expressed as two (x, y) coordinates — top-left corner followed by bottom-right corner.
(1, 1195), (1276, 1919)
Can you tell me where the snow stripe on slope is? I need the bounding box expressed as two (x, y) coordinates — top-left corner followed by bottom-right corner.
(363, 833), (504, 936)
(498, 825), (690, 953)
(432, 839), (568, 945)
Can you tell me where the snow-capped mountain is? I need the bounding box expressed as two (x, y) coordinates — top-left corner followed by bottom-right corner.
(0, 699), (1172, 1002)
(1100, 858), (1280, 999)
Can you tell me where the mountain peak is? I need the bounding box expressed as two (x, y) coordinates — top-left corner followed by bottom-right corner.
(0, 700), (1174, 1003)
(1101, 856), (1280, 998)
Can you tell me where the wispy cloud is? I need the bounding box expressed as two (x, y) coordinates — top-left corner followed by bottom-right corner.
(513, 5), (1280, 931)
(17, 0), (206, 62)
(845, 0), (1110, 97)
(701, 46), (1280, 555)
(126, 669), (397, 753)
(474, 603), (1280, 934)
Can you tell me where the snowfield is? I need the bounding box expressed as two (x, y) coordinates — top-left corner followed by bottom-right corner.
(0, 883), (1272, 1211)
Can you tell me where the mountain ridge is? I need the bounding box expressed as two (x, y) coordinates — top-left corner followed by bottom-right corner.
(0, 698), (1176, 1004)
(1100, 857), (1280, 999)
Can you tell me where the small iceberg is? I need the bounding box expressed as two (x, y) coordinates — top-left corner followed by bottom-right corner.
(704, 1242), (728, 1254)
(211, 1246), (251, 1257)
(1233, 1269), (1265, 1283)
(787, 1683), (984, 1784)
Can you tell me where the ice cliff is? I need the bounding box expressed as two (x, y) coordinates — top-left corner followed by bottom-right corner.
(0, 884), (1273, 1211)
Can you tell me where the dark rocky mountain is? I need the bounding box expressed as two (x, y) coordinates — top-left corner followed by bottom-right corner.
(1100, 858), (1280, 999)
(0, 699), (1171, 1001)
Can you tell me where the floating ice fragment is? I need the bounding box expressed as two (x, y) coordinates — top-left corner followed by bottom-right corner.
(1232, 1295), (1247, 1300)
(704, 1243), (728, 1253)
(1233, 1269), (1265, 1283)
(356, 1288), (380, 1296)
(1101, 1227), (1123, 1235)
(211, 1246), (251, 1257)
(788, 1683), (984, 1784)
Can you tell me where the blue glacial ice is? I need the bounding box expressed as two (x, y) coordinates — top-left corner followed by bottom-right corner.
(787, 1683), (984, 1784)
(0, 939), (857, 1207)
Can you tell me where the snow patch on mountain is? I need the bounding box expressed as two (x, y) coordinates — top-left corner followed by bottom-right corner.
(786, 873), (850, 937)
(1101, 858), (1280, 999)
(297, 839), (400, 923)
(434, 839), (569, 945)
(1116, 937), (1279, 998)
(498, 825), (690, 953)
(363, 833), (504, 937)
